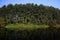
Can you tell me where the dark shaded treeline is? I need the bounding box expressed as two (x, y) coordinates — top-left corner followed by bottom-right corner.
(0, 3), (60, 25)
(0, 27), (60, 40)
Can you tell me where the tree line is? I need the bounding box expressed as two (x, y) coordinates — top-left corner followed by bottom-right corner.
(0, 3), (60, 40)
(0, 3), (60, 26)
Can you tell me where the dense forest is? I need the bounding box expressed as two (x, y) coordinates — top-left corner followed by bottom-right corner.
(0, 3), (60, 40)
(0, 3), (60, 27)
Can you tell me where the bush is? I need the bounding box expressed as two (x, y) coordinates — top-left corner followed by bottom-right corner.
(0, 27), (60, 40)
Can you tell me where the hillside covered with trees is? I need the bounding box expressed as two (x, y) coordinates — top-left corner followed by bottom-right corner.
(0, 3), (60, 40)
(0, 3), (60, 28)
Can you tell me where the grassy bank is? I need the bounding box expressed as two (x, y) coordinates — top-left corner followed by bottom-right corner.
(5, 23), (49, 30)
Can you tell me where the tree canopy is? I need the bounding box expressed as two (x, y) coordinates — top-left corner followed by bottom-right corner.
(0, 3), (60, 25)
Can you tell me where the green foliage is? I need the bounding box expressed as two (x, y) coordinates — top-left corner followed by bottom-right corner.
(0, 3), (60, 40)
(0, 17), (5, 28)
(0, 3), (60, 26)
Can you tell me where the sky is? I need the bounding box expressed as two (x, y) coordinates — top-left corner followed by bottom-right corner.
(0, 0), (60, 9)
